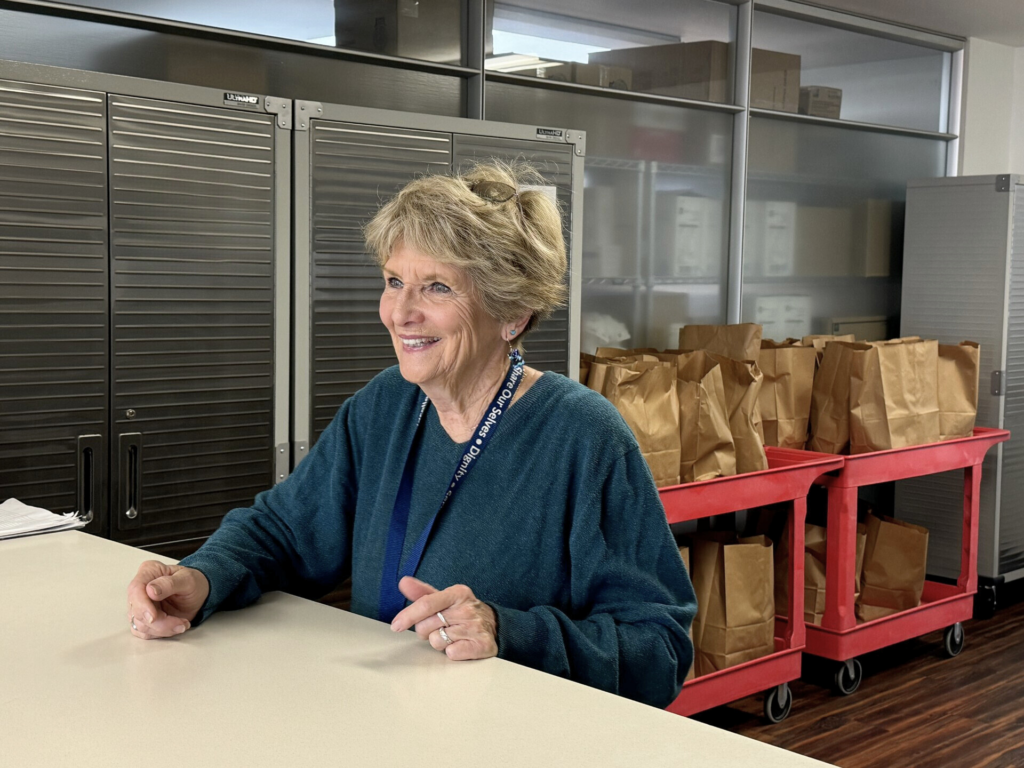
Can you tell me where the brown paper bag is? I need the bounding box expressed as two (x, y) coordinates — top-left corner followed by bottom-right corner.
(588, 360), (681, 487)
(679, 323), (763, 363)
(808, 341), (864, 454)
(708, 354), (768, 474)
(801, 334), (856, 350)
(775, 522), (866, 625)
(678, 544), (695, 681)
(849, 339), (940, 454)
(690, 534), (775, 676)
(938, 341), (981, 440)
(580, 353), (595, 385)
(758, 341), (818, 449)
(671, 351), (736, 482)
(595, 347), (660, 359)
(856, 515), (929, 622)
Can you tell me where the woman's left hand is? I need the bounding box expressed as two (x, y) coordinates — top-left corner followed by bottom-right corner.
(390, 576), (498, 660)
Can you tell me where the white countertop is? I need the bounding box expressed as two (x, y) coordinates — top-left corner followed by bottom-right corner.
(0, 531), (830, 767)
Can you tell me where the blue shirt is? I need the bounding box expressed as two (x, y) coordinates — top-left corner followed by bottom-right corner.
(181, 367), (696, 708)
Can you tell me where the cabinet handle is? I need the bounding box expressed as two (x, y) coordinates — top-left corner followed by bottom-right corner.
(119, 433), (142, 528)
(76, 434), (101, 525)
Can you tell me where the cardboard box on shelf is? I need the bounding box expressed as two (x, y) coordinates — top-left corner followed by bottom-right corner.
(655, 195), (724, 279)
(851, 199), (893, 277)
(795, 206), (853, 276)
(334, 0), (463, 64)
(751, 49), (801, 113)
(589, 41), (730, 103)
(799, 86), (842, 119)
(829, 316), (889, 342)
(747, 116), (798, 174)
(753, 295), (812, 341)
(540, 62), (632, 90)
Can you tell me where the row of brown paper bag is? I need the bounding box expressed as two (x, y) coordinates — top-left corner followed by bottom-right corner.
(808, 339), (980, 454)
(687, 534), (775, 677)
(584, 324), (770, 485)
(774, 521), (866, 625)
(771, 514), (929, 625)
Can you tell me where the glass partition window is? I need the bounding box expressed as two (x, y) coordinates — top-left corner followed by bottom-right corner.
(487, 83), (733, 352)
(743, 117), (946, 341)
(488, 0), (737, 105)
(58, 0), (466, 66)
(751, 10), (951, 132)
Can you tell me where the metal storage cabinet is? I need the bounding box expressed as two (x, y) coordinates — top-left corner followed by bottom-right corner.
(291, 102), (584, 452)
(0, 61), (292, 553)
(898, 174), (1024, 609)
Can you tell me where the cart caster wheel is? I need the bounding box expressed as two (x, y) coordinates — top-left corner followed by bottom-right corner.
(943, 622), (965, 658)
(763, 683), (793, 724)
(833, 659), (863, 696)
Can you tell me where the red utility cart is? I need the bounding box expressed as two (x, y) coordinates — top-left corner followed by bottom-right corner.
(803, 427), (1010, 695)
(660, 447), (844, 722)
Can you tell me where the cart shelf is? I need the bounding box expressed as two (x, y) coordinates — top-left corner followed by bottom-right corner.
(661, 447), (843, 721)
(804, 427), (1010, 692)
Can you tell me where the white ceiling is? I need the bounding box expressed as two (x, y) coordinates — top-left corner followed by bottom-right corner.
(809, 0), (1024, 47)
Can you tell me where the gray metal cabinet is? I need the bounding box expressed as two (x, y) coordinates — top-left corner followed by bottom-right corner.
(0, 77), (110, 534)
(0, 62), (292, 551)
(898, 174), (1024, 598)
(291, 102), (584, 453)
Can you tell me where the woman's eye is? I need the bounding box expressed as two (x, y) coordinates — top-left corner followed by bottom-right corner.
(386, 277), (402, 289)
(429, 282), (452, 295)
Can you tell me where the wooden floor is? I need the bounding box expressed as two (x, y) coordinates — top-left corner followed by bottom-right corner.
(692, 594), (1024, 767)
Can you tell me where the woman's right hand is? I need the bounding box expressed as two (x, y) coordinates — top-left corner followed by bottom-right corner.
(126, 561), (209, 640)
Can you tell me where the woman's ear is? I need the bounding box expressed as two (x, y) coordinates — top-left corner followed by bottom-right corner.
(508, 313), (532, 339)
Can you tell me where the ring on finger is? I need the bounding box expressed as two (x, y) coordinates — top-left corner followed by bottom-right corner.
(436, 611), (449, 628)
(439, 627), (453, 646)
(131, 615), (138, 631)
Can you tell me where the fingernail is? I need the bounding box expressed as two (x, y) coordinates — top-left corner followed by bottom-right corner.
(390, 622), (400, 632)
(174, 624), (186, 634)
(144, 612), (154, 624)
(150, 587), (161, 598)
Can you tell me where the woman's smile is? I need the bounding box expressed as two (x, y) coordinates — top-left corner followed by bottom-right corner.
(399, 335), (441, 352)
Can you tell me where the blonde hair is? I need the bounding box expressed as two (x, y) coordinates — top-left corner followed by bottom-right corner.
(364, 160), (568, 348)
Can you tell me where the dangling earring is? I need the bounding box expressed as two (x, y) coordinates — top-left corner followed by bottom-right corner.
(507, 329), (523, 368)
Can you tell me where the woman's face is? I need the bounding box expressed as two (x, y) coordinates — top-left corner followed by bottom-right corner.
(380, 244), (506, 393)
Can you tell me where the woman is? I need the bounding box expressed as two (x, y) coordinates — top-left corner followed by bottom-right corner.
(126, 161), (696, 708)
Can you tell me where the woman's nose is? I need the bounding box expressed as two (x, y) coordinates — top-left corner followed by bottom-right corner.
(390, 287), (423, 325)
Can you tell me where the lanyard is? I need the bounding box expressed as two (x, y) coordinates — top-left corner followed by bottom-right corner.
(377, 361), (524, 623)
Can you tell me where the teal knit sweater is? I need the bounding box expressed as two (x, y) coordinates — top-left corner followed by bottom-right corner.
(181, 367), (696, 708)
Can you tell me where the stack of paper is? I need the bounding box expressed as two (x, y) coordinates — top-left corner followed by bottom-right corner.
(0, 498), (86, 541)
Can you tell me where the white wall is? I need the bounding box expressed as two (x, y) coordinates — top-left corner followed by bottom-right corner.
(1012, 47), (1024, 175)
(960, 37), (1021, 175)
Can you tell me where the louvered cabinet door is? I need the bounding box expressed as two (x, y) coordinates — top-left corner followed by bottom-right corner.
(453, 136), (574, 375)
(308, 120), (452, 442)
(108, 95), (277, 546)
(0, 79), (109, 532)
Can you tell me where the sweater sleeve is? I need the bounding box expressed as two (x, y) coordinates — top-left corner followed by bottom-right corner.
(490, 446), (695, 709)
(179, 396), (362, 625)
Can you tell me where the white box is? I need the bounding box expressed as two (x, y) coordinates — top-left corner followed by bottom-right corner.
(745, 200), (797, 277)
(656, 195), (723, 278)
